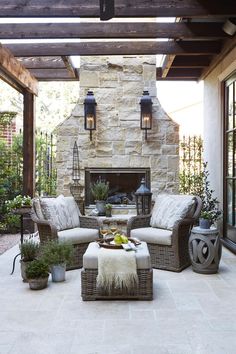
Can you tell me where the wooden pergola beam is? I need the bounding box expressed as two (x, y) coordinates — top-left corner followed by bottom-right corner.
(171, 55), (212, 68)
(5, 40), (222, 57)
(29, 68), (78, 81)
(0, 44), (38, 95)
(0, 22), (228, 39)
(0, 0), (235, 17)
(17, 56), (66, 69)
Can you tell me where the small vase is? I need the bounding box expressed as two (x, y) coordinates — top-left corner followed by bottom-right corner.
(28, 276), (49, 290)
(199, 218), (211, 229)
(96, 201), (106, 216)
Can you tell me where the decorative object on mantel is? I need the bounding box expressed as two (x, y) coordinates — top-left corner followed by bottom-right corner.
(135, 178), (152, 215)
(105, 203), (112, 217)
(70, 141), (84, 214)
(91, 179), (109, 216)
(84, 90), (97, 141)
(139, 90), (153, 140)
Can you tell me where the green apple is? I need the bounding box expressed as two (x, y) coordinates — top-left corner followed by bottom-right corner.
(121, 235), (128, 244)
(114, 234), (122, 245)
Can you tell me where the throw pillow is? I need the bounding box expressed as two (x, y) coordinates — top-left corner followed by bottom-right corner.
(64, 197), (81, 228)
(150, 194), (195, 230)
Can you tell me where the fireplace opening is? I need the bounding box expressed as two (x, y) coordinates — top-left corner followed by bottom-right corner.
(85, 168), (150, 206)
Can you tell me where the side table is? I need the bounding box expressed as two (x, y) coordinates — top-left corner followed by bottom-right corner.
(188, 226), (222, 274)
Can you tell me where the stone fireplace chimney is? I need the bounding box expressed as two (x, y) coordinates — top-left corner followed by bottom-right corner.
(56, 55), (179, 204)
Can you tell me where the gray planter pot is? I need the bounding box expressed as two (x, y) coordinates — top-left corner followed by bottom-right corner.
(51, 264), (66, 282)
(96, 200), (106, 216)
(199, 218), (211, 229)
(20, 260), (32, 282)
(28, 276), (49, 290)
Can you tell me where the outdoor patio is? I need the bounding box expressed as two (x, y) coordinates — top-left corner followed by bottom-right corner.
(0, 242), (235, 354)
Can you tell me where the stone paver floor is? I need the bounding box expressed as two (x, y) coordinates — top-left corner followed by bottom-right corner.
(0, 243), (236, 354)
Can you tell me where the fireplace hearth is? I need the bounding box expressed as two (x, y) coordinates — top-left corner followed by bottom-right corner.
(85, 167), (150, 206)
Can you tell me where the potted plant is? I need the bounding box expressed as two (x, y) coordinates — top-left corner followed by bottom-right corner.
(91, 180), (109, 216)
(25, 259), (49, 290)
(105, 203), (112, 217)
(41, 241), (74, 282)
(5, 195), (32, 214)
(20, 240), (40, 282)
(199, 163), (222, 229)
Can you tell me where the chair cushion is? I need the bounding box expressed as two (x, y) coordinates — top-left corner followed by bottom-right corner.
(40, 195), (80, 231)
(150, 194), (195, 230)
(58, 227), (99, 244)
(131, 227), (172, 246)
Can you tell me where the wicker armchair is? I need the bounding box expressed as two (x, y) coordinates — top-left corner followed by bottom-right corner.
(127, 195), (202, 272)
(31, 197), (102, 269)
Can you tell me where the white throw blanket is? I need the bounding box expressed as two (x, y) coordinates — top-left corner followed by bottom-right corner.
(97, 248), (138, 294)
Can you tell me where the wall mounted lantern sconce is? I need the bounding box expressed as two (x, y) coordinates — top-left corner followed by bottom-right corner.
(140, 90), (153, 140)
(84, 90), (97, 141)
(135, 178), (152, 215)
(100, 0), (115, 21)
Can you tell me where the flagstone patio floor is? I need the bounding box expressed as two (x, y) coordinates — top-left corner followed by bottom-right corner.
(0, 243), (236, 354)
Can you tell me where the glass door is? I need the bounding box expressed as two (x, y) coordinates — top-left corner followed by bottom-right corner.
(224, 74), (236, 250)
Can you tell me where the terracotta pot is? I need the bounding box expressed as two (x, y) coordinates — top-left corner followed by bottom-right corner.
(28, 276), (49, 290)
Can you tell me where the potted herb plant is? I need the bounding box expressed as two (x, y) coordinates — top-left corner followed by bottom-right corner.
(41, 241), (74, 282)
(105, 203), (112, 217)
(25, 259), (49, 290)
(20, 240), (40, 282)
(91, 180), (109, 216)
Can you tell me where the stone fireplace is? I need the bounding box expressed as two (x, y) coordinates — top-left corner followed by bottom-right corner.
(55, 55), (179, 209)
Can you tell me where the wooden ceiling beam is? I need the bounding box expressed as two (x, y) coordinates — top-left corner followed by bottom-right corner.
(171, 55), (212, 68)
(0, 22), (228, 40)
(156, 67), (202, 79)
(0, 44), (38, 94)
(0, 0), (235, 17)
(28, 68), (78, 81)
(17, 56), (65, 69)
(5, 40), (222, 57)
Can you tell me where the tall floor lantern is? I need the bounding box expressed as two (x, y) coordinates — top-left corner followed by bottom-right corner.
(135, 178), (152, 215)
(70, 141), (84, 214)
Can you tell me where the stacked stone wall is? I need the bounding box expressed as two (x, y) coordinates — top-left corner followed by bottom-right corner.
(56, 56), (179, 199)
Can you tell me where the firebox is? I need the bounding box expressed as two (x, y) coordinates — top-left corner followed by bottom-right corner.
(85, 167), (150, 206)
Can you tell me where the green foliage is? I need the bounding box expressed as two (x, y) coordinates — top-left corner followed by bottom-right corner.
(25, 259), (49, 279)
(105, 203), (112, 210)
(0, 111), (17, 126)
(91, 180), (109, 201)
(5, 195), (32, 211)
(41, 241), (74, 266)
(20, 240), (40, 262)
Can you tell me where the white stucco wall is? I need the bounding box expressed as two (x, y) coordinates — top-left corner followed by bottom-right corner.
(204, 47), (236, 205)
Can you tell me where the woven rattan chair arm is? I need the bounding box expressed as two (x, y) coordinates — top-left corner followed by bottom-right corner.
(127, 214), (151, 236)
(192, 196), (202, 219)
(30, 212), (58, 241)
(79, 216), (102, 229)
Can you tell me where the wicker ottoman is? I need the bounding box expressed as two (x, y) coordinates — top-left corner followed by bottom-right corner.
(81, 242), (153, 301)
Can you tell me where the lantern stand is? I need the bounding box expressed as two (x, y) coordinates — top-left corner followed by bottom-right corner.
(70, 141), (84, 214)
(135, 178), (152, 215)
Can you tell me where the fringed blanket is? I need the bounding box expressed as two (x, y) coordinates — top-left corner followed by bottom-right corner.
(96, 248), (138, 294)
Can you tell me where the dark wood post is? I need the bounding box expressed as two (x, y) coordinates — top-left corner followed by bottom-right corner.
(23, 91), (35, 197)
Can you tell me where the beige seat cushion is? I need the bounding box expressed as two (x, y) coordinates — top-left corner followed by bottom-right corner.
(130, 227), (172, 246)
(150, 194), (195, 230)
(83, 241), (151, 270)
(58, 227), (99, 244)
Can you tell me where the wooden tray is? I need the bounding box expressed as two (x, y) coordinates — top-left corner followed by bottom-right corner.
(96, 237), (141, 249)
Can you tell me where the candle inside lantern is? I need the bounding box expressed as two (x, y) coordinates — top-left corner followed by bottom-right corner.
(87, 115), (94, 129)
(143, 115), (150, 128)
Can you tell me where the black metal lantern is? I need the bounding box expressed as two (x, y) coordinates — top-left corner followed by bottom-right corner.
(100, 0), (115, 21)
(135, 178), (152, 215)
(139, 90), (153, 140)
(84, 90), (97, 141)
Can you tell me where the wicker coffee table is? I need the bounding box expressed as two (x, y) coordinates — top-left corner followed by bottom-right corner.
(81, 241), (153, 301)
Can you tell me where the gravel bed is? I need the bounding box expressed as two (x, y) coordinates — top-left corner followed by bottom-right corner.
(0, 233), (20, 255)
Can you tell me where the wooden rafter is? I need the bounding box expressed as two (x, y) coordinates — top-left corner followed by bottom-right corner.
(0, 22), (229, 39)
(0, 44), (38, 94)
(5, 40), (222, 57)
(0, 0), (235, 17)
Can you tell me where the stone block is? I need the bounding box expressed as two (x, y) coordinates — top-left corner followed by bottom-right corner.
(130, 155), (150, 167)
(123, 65), (143, 74)
(96, 142), (113, 156)
(113, 141), (125, 155)
(112, 155), (130, 167)
(80, 71), (100, 87)
(168, 156), (179, 171)
(161, 145), (179, 155)
(119, 72), (142, 81)
(143, 64), (156, 81)
(122, 82), (143, 96)
(142, 141), (162, 155)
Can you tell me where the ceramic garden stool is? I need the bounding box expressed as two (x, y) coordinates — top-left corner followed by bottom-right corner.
(188, 226), (222, 274)
(81, 241), (153, 300)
